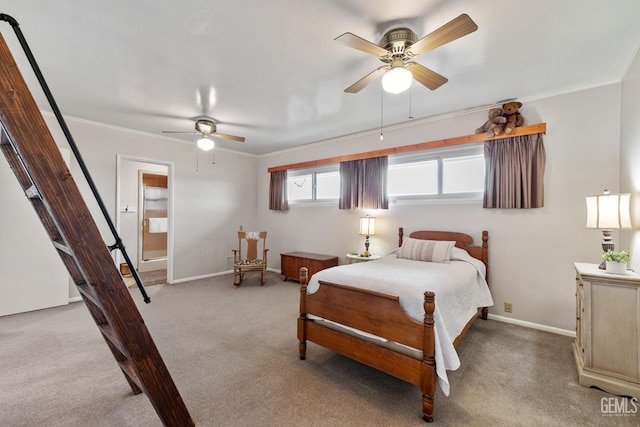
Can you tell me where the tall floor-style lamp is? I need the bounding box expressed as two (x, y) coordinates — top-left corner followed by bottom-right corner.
(586, 190), (631, 269)
(359, 216), (376, 257)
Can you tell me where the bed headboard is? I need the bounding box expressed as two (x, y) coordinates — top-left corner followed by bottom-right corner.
(398, 227), (489, 281)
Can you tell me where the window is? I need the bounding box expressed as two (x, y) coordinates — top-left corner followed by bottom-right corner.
(315, 171), (340, 199)
(286, 145), (484, 204)
(287, 166), (339, 203)
(287, 173), (312, 201)
(388, 145), (484, 200)
(443, 155), (485, 193)
(387, 159), (438, 196)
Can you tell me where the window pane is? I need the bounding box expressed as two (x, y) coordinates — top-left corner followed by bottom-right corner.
(388, 160), (438, 196)
(287, 174), (312, 200)
(442, 155), (484, 193)
(316, 171), (340, 199)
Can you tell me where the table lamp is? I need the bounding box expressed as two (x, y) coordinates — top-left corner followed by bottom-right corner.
(359, 216), (376, 257)
(585, 190), (631, 269)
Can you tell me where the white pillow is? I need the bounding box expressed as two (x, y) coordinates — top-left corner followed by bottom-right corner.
(398, 238), (456, 263)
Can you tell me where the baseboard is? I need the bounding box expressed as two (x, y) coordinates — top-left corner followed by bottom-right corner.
(171, 270), (233, 284)
(170, 268), (282, 285)
(488, 313), (576, 338)
(68, 268), (283, 298)
(68, 268), (272, 302)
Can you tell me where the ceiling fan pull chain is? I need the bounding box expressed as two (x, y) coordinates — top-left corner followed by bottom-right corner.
(380, 85), (384, 140)
(409, 86), (414, 119)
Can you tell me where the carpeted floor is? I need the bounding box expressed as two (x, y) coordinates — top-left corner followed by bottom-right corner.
(0, 271), (637, 426)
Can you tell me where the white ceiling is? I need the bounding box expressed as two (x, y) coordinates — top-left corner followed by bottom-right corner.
(2, 0), (640, 155)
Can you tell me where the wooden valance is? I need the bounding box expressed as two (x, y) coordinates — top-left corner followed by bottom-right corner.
(267, 123), (547, 173)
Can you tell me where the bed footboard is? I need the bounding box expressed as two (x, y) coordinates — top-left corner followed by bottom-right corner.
(297, 267), (438, 422)
(298, 268), (309, 360)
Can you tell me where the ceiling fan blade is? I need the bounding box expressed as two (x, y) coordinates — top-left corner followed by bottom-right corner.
(406, 62), (448, 90)
(335, 32), (389, 57)
(406, 14), (478, 57)
(344, 66), (389, 93)
(213, 133), (245, 143)
(162, 130), (198, 134)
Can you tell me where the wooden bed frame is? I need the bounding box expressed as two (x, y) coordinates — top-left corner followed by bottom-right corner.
(297, 228), (489, 422)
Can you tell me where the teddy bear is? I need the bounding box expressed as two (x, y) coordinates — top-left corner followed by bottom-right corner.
(502, 101), (525, 134)
(475, 107), (507, 138)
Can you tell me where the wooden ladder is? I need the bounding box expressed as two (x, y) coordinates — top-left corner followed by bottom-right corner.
(0, 31), (194, 427)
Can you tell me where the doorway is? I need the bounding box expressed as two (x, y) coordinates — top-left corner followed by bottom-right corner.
(116, 156), (172, 283)
(138, 171), (168, 272)
(138, 171), (169, 269)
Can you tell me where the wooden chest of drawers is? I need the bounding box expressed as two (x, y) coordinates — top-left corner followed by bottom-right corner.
(280, 252), (338, 282)
(573, 262), (640, 399)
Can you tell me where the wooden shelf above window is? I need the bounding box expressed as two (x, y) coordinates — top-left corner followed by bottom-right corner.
(268, 123), (547, 173)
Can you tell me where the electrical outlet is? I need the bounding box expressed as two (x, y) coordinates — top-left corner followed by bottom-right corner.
(504, 301), (513, 313)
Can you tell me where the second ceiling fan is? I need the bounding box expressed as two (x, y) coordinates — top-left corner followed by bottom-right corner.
(335, 14), (478, 94)
(162, 118), (246, 151)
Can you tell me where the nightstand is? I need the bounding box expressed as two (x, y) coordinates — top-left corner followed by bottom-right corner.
(345, 253), (381, 264)
(573, 262), (640, 399)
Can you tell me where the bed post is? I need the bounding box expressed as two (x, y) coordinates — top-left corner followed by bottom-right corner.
(421, 291), (436, 423)
(398, 227), (404, 247)
(297, 267), (309, 360)
(481, 230), (489, 279)
(481, 230), (489, 320)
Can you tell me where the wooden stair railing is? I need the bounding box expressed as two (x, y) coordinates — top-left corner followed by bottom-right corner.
(0, 23), (194, 427)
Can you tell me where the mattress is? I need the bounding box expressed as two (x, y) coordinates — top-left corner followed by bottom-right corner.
(306, 247), (493, 395)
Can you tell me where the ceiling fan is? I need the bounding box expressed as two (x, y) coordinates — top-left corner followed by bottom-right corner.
(335, 14), (478, 94)
(162, 118), (246, 151)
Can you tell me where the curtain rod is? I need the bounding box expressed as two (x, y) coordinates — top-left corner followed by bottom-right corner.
(267, 123), (547, 173)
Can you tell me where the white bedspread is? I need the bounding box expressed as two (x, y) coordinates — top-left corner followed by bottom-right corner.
(306, 247), (493, 396)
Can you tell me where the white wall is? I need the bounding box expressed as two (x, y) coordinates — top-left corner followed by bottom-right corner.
(4, 115), (260, 304)
(0, 148), (69, 316)
(48, 118), (259, 282)
(620, 47), (640, 272)
(258, 84), (623, 332)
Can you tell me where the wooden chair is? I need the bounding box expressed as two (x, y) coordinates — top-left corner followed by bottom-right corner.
(232, 231), (268, 286)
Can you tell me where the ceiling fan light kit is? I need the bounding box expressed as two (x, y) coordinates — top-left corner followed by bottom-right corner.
(336, 14), (478, 94)
(162, 117), (246, 151)
(196, 136), (215, 151)
(382, 65), (413, 94)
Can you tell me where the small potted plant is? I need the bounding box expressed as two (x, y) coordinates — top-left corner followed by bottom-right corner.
(602, 249), (630, 274)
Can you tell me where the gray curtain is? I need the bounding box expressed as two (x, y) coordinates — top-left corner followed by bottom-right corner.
(483, 133), (545, 209)
(339, 156), (389, 210)
(269, 170), (288, 211)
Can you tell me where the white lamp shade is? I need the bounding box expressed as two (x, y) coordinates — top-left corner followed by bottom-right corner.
(381, 67), (412, 94)
(197, 137), (215, 151)
(359, 217), (375, 236)
(585, 193), (631, 229)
